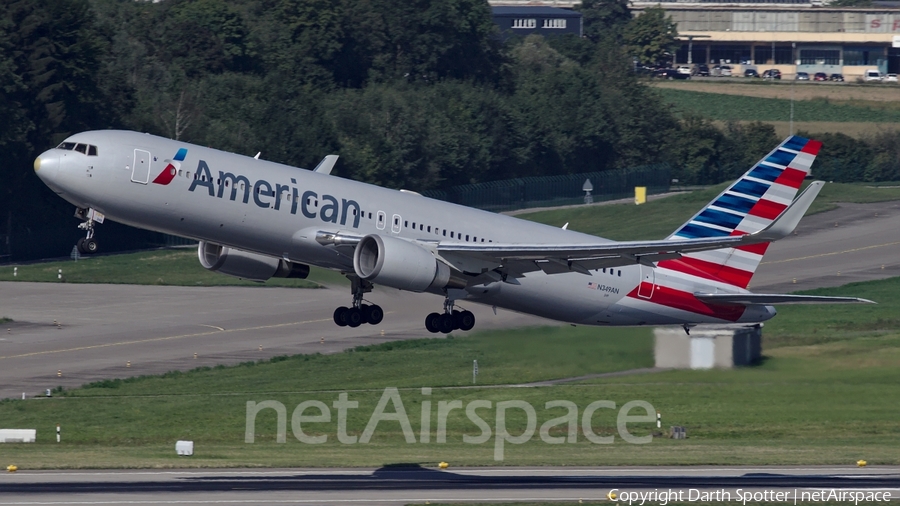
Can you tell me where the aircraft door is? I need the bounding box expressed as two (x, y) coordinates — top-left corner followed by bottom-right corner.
(637, 265), (655, 299)
(131, 149), (151, 184)
(391, 214), (401, 234)
(376, 211), (386, 230)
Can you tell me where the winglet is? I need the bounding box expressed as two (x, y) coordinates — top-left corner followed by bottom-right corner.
(752, 181), (824, 242)
(314, 155), (339, 175)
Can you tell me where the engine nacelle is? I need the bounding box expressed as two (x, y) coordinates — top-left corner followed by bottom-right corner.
(198, 241), (309, 282)
(353, 235), (459, 292)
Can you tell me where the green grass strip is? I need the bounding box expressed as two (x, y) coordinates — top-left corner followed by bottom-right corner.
(657, 88), (900, 123)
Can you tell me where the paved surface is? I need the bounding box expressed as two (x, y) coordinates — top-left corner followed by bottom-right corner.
(0, 283), (548, 399)
(1, 466), (898, 505)
(752, 201), (900, 292)
(0, 201), (897, 400)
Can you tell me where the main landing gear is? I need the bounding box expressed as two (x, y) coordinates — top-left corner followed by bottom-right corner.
(425, 298), (475, 334)
(333, 277), (384, 328)
(74, 207), (100, 254)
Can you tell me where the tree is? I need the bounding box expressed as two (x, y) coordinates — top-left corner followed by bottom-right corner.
(578, 0), (632, 42)
(623, 6), (678, 67)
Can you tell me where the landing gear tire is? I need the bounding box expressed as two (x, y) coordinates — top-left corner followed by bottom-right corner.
(76, 238), (86, 254)
(363, 304), (384, 325)
(333, 307), (349, 327)
(425, 312), (440, 333)
(346, 307), (363, 328)
(83, 238), (98, 254)
(457, 310), (475, 331)
(435, 313), (455, 334)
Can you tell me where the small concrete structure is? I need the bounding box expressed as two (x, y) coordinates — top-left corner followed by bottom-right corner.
(0, 429), (36, 443)
(654, 325), (762, 369)
(176, 440), (194, 456)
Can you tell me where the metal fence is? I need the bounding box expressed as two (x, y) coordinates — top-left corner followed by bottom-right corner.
(422, 164), (672, 212)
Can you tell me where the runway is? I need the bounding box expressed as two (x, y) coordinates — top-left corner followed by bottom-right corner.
(1, 466), (898, 505)
(0, 283), (547, 399)
(752, 200), (900, 292)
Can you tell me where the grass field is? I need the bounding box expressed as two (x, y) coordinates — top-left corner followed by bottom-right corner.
(653, 80), (900, 103)
(516, 181), (900, 241)
(725, 120), (899, 140)
(1, 277), (899, 469)
(0, 249), (347, 288)
(655, 88), (900, 123)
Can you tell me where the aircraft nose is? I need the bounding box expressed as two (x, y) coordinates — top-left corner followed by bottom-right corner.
(34, 150), (59, 184)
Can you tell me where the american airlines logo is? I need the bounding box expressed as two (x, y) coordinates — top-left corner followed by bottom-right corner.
(187, 159), (362, 229)
(151, 148), (188, 185)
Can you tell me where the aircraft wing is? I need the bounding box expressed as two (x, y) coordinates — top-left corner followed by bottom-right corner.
(437, 182), (825, 276)
(694, 293), (875, 305)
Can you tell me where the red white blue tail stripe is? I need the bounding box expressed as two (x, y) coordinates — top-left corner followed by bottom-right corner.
(659, 135), (822, 289)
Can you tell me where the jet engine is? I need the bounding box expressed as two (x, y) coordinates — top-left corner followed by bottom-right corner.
(353, 234), (463, 292)
(198, 241), (309, 282)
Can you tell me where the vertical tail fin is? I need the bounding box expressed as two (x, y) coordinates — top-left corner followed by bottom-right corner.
(660, 135), (822, 289)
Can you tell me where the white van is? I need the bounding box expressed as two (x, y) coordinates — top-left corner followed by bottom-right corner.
(865, 69), (883, 82)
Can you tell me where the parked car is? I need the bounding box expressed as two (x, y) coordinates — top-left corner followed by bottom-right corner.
(814, 72), (828, 81)
(719, 65), (733, 77)
(695, 64), (710, 77)
(830, 73), (844, 82)
(744, 68), (759, 78)
(652, 68), (690, 80)
(762, 69), (781, 80)
(676, 66), (692, 76)
(886, 73), (898, 83)
(865, 69), (883, 82)
(796, 72), (810, 81)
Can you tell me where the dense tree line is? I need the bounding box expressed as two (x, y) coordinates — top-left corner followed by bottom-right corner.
(1, 0), (897, 260)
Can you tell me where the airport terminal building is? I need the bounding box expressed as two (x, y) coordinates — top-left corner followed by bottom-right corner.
(490, 0), (900, 78)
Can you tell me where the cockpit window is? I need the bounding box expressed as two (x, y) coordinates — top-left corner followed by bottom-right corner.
(56, 142), (98, 155)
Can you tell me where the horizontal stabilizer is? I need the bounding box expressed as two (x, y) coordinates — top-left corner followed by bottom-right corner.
(694, 293), (875, 305)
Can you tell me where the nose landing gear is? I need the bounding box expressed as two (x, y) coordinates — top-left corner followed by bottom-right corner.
(74, 207), (103, 254)
(425, 298), (475, 334)
(333, 276), (384, 328)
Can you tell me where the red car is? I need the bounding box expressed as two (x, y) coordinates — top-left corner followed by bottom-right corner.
(814, 72), (828, 81)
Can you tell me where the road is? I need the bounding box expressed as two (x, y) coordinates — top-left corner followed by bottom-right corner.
(1, 200), (898, 399)
(1, 466), (898, 505)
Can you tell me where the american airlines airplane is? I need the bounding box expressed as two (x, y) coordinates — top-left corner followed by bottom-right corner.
(33, 131), (871, 334)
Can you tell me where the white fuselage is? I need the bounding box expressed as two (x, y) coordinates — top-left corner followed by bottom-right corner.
(34, 130), (774, 327)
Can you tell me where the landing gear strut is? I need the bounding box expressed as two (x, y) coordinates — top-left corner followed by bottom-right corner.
(75, 207), (101, 254)
(425, 297), (475, 334)
(333, 276), (384, 328)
